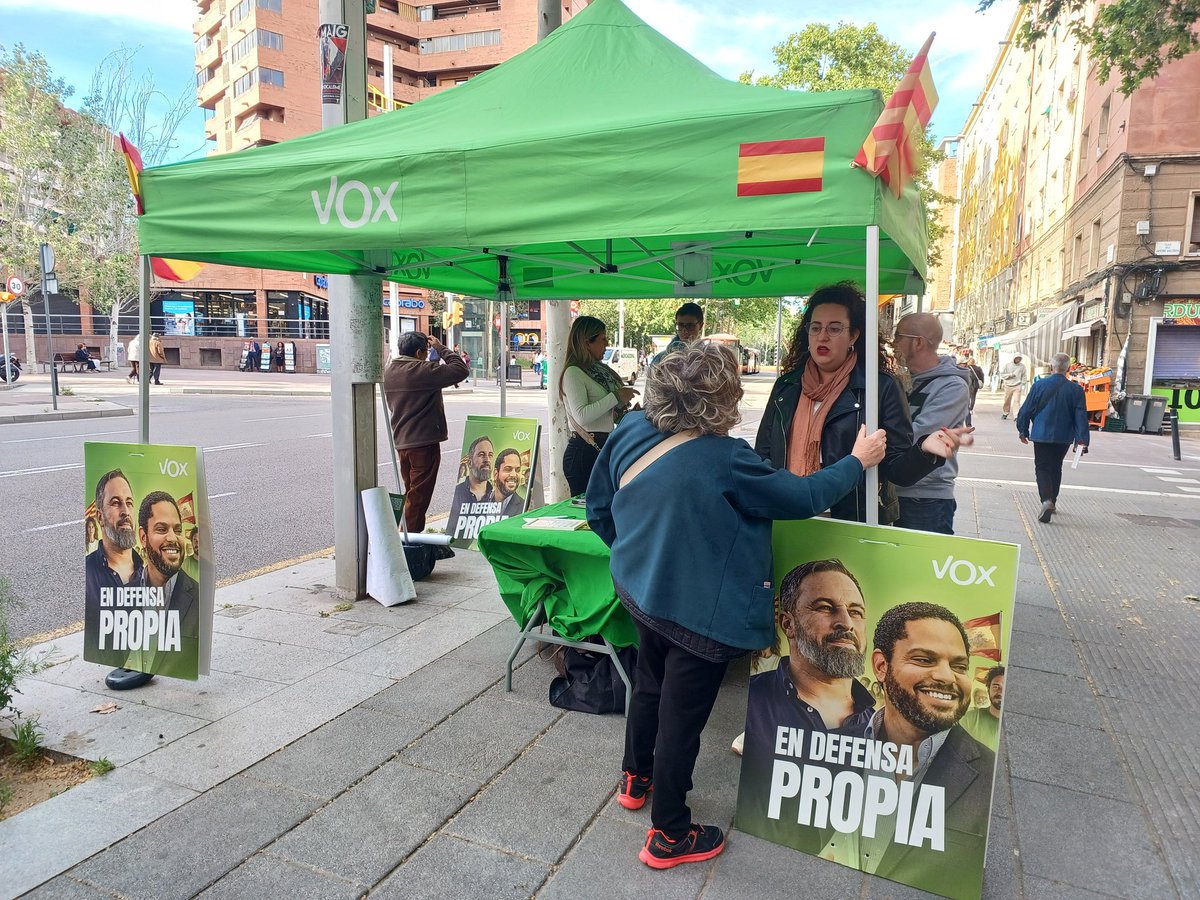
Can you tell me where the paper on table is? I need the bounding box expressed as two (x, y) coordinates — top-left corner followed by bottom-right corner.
(1070, 445), (1084, 469)
(523, 516), (589, 531)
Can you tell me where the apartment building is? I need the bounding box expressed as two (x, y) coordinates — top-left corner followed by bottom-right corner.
(171, 0), (590, 369)
(947, 6), (1200, 419)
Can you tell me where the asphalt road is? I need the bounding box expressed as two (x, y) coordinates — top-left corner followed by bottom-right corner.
(2, 376), (1197, 642)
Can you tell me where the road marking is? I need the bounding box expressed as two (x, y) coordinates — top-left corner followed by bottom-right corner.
(1155, 477), (1200, 484)
(203, 442), (265, 453)
(959, 477), (1200, 499)
(0, 463), (84, 479)
(966, 451), (1200, 473)
(1142, 468), (1181, 475)
(210, 491), (237, 499)
(1179, 486), (1200, 494)
(3, 429), (135, 444)
(308, 432), (333, 438)
(23, 520), (80, 533)
(256, 413), (324, 422)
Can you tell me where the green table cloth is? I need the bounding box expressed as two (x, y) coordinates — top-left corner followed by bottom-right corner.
(477, 498), (638, 648)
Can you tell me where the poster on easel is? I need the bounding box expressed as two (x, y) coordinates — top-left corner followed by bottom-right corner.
(284, 341), (296, 373)
(445, 415), (541, 549)
(237, 342), (250, 372)
(83, 443), (215, 681)
(736, 517), (1018, 900)
(260, 343), (273, 372)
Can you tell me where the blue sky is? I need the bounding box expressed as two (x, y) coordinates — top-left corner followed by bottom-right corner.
(4, 0), (1016, 163)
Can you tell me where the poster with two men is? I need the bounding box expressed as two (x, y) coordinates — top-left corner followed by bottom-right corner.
(83, 443), (214, 680)
(446, 415), (541, 548)
(737, 516), (1018, 900)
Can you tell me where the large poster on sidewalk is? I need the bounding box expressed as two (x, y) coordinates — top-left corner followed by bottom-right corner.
(446, 415), (541, 549)
(736, 517), (1019, 900)
(83, 443), (215, 680)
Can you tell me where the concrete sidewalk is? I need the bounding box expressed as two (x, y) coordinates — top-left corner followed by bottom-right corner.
(2, 425), (1198, 898)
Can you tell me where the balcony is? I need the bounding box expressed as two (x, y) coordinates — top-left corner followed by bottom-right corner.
(370, 3), (421, 40)
(195, 38), (222, 72)
(367, 37), (422, 74)
(197, 70), (227, 108)
(194, 2), (223, 41)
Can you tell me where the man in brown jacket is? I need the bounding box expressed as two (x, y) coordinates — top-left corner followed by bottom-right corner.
(383, 332), (469, 533)
(149, 333), (167, 385)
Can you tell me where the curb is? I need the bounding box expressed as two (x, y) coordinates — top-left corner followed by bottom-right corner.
(0, 407), (135, 424)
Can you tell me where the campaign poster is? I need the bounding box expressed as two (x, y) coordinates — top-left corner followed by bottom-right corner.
(446, 416), (541, 549)
(736, 517), (1019, 900)
(161, 299), (195, 336)
(83, 443), (215, 681)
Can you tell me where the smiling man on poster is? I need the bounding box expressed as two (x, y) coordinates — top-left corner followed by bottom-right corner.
(820, 602), (994, 899)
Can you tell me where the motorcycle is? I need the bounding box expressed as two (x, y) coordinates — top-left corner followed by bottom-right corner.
(1, 353), (21, 383)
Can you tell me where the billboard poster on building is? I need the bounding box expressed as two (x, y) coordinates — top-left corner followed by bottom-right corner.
(161, 299), (195, 336)
(83, 443), (214, 681)
(319, 23), (348, 104)
(446, 416), (541, 549)
(736, 517), (1019, 900)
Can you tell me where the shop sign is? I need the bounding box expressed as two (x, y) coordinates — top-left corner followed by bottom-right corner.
(1163, 301), (1200, 324)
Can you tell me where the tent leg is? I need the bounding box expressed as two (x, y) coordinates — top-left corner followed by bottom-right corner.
(865, 225), (880, 527)
(138, 255), (150, 443)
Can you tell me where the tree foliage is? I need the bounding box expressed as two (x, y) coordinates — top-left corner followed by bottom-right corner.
(577, 297), (791, 358)
(739, 22), (951, 272)
(978, 0), (1200, 95)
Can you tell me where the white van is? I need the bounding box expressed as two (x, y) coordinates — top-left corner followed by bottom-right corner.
(603, 346), (641, 384)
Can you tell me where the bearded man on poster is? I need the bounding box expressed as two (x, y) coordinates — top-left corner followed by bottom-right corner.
(85, 469), (144, 668)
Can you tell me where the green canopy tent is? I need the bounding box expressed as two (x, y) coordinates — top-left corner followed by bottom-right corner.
(134, 0), (930, 530)
(136, 0), (927, 299)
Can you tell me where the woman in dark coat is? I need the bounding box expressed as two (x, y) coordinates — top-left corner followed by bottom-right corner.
(587, 342), (887, 870)
(755, 282), (970, 524)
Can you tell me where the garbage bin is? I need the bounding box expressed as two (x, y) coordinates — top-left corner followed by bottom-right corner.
(1123, 395), (1151, 432)
(1142, 395), (1168, 434)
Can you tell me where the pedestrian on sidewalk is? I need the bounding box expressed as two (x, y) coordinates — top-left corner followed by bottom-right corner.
(382, 332), (468, 533)
(891, 313), (974, 534)
(1015, 352), (1089, 523)
(958, 350), (985, 425)
(587, 342), (887, 870)
(127, 333), (141, 382)
(999, 355), (1027, 419)
(148, 333), (166, 385)
(246, 339), (261, 373)
(273, 341), (286, 372)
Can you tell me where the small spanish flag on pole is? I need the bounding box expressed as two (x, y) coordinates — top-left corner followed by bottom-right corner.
(117, 133), (205, 283)
(852, 33), (938, 198)
(962, 612), (1002, 662)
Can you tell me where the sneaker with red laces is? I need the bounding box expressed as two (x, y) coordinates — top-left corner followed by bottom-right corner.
(617, 771), (652, 810)
(639, 823), (726, 869)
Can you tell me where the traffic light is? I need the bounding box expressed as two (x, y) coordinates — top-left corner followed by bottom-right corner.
(449, 301), (464, 327)
(442, 310), (452, 329)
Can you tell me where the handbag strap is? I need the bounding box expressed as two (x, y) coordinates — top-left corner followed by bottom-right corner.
(619, 430), (699, 489)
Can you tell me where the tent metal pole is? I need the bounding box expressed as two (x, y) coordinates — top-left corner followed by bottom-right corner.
(775, 296), (783, 371)
(865, 225), (880, 527)
(138, 255), (150, 443)
(498, 255), (510, 417)
(323, 0), (378, 598)
(539, 0), (571, 502)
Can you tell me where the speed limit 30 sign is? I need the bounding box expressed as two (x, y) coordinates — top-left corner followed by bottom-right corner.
(4, 275), (25, 296)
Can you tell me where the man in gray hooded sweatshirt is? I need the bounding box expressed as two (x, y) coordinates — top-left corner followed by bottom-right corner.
(891, 313), (972, 534)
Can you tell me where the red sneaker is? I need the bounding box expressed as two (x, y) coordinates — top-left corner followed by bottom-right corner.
(617, 771), (652, 810)
(639, 823), (726, 869)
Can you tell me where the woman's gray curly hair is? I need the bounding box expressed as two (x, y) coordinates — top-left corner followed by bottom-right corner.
(644, 341), (743, 436)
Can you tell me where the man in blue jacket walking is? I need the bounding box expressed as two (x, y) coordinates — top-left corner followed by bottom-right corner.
(1015, 352), (1090, 523)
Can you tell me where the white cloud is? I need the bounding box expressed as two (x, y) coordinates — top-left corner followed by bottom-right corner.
(5, 0), (196, 34)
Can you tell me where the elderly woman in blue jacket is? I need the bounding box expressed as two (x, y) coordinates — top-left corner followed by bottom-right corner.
(587, 342), (886, 870)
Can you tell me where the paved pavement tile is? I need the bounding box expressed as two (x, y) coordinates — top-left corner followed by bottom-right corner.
(533, 707), (623, 758)
(1098, 693), (1196, 747)
(210, 606), (398, 655)
(1002, 713), (1135, 803)
(19, 876), (121, 900)
(436, 618), (531, 671)
(267, 760), (480, 886)
(445, 743), (617, 864)
(2, 679), (208, 765)
(336, 607), (506, 680)
(67, 775), (321, 900)
(195, 853), (364, 900)
(243, 705), (424, 800)
(372, 835), (549, 900)
(1009, 777), (1175, 899)
(1002, 666), (1100, 725)
(1010, 604), (1073, 639)
(1004, 629), (1085, 677)
(1022, 874), (1128, 899)
(703, 830), (866, 900)
(0, 770), (196, 900)
(125, 666), (393, 792)
(482, 653), (560, 708)
(208, 632), (351, 684)
(401, 696), (559, 781)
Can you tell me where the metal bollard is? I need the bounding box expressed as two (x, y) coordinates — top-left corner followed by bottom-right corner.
(1169, 407), (1181, 461)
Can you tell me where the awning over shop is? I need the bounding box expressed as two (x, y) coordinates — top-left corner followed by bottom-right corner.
(1061, 319), (1102, 341)
(998, 302), (1078, 366)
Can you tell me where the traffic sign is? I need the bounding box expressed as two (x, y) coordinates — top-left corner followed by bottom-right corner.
(5, 275), (25, 296)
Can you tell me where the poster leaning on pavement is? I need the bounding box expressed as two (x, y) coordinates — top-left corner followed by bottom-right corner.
(736, 517), (1018, 900)
(83, 442), (215, 681)
(445, 415), (542, 549)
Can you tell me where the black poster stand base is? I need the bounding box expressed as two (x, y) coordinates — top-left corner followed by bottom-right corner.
(105, 668), (154, 690)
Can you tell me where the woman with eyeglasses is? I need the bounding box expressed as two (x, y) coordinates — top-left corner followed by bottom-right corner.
(755, 281), (970, 524)
(561, 315), (640, 496)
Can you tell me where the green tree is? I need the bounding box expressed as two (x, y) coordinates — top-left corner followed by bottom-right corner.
(977, 0), (1200, 96)
(740, 23), (950, 272)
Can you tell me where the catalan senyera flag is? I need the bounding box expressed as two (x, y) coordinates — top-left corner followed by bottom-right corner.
(736, 137), (824, 197)
(963, 611), (1002, 662)
(852, 32), (938, 198)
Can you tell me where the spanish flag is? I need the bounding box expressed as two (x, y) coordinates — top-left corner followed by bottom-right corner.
(963, 612), (1002, 662)
(853, 33), (938, 198)
(117, 134), (205, 283)
(736, 137), (824, 197)
(150, 258), (205, 283)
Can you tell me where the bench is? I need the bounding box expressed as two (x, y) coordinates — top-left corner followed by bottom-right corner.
(39, 353), (101, 374)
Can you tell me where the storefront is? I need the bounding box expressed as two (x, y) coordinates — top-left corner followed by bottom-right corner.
(1144, 301), (1200, 423)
